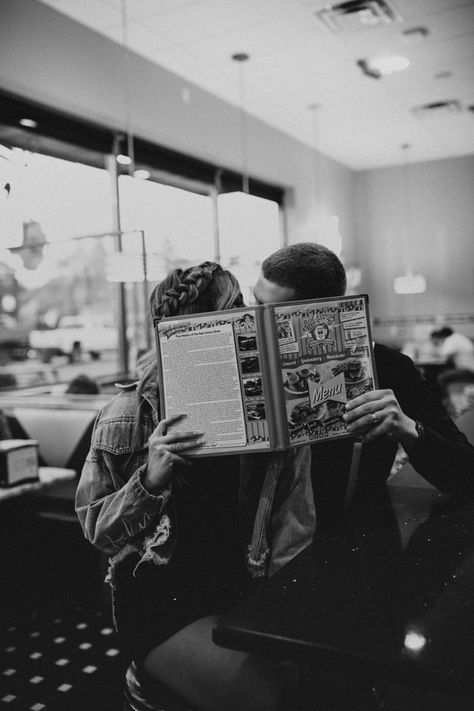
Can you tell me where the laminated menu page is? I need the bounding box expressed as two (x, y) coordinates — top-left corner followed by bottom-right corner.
(154, 294), (377, 456)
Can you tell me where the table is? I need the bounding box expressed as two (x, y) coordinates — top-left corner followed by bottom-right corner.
(214, 485), (474, 703)
(0, 466), (76, 501)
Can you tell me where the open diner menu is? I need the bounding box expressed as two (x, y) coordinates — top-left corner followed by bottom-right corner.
(154, 294), (377, 456)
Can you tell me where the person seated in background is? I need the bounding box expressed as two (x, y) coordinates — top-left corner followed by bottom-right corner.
(438, 369), (474, 417)
(0, 409), (12, 440)
(65, 373), (100, 395)
(76, 262), (304, 711)
(430, 326), (474, 371)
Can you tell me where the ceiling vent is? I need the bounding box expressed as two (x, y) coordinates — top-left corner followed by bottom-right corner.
(412, 101), (462, 119)
(316, 0), (402, 33)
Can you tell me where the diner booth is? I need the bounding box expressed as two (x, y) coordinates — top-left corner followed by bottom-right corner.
(1, 1), (474, 710)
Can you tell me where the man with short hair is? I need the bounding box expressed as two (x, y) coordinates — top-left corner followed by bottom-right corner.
(430, 326), (474, 371)
(254, 242), (474, 528)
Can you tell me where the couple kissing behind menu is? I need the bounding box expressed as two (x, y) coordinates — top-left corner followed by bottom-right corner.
(76, 244), (474, 711)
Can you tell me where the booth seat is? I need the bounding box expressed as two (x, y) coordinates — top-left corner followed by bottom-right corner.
(2, 393), (111, 474)
(0, 394), (114, 612)
(2, 392), (111, 525)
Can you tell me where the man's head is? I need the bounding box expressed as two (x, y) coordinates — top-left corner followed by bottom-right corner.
(430, 326), (454, 345)
(254, 242), (347, 305)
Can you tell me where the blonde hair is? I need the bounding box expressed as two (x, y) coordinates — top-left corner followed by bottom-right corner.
(134, 261), (244, 430)
(151, 261), (243, 321)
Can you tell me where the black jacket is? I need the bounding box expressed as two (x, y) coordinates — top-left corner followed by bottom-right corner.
(311, 344), (474, 529)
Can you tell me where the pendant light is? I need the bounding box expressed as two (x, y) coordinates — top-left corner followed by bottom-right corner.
(308, 104), (343, 256)
(393, 143), (427, 294)
(232, 52), (250, 194)
(118, 0), (135, 176)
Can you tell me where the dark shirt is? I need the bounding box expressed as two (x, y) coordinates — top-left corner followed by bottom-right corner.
(114, 454), (254, 660)
(311, 344), (474, 531)
(0, 409), (12, 440)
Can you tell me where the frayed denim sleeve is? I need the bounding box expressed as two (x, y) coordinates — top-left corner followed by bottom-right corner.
(75, 447), (171, 556)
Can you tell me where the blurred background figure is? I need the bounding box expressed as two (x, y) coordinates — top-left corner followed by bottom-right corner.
(430, 326), (474, 371)
(438, 369), (474, 418)
(0, 408), (12, 440)
(65, 374), (101, 395)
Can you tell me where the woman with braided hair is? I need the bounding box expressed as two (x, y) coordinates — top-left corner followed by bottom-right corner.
(76, 261), (289, 711)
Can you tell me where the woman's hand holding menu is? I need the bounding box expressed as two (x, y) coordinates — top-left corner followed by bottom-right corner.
(143, 414), (204, 494)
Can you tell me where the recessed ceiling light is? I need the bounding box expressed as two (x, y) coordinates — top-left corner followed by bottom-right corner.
(19, 118), (37, 128)
(116, 153), (132, 165)
(133, 169), (151, 180)
(316, 0), (402, 34)
(369, 55), (410, 75)
(393, 274), (427, 294)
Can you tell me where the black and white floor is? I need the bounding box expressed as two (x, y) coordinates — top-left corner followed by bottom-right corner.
(1, 603), (125, 711)
(0, 495), (127, 711)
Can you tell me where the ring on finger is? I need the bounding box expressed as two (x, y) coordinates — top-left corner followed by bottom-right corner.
(371, 413), (378, 425)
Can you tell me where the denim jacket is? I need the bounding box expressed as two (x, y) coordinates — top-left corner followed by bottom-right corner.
(75, 378), (316, 584)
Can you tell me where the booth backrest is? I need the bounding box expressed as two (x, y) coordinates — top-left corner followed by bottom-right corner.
(2, 394), (111, 475)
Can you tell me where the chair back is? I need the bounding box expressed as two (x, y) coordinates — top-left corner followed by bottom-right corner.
(123, 661), (195, 711)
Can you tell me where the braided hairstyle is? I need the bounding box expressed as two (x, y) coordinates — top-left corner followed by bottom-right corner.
(134, 261), (244, 413)
(151, 261), (244, 321)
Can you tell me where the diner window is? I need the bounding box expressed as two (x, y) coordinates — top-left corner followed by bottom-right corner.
(0, 95), (285, 391)
(117, 175), (217, 368)
(0, 146), (118, 390)
(217, 191), (282, 305)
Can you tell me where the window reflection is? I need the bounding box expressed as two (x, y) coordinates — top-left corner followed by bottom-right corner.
(217, 192), (281, 305)
(0, 145), (283, 391)
(0, 149), (118, 389)
(118, 175), (215, 266)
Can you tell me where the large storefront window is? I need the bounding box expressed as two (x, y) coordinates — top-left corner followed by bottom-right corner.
(0, 147), (118, 389)
(217, 192), (282, 305)
(119, 175), (215, 265)
(0, 141), (283, 391)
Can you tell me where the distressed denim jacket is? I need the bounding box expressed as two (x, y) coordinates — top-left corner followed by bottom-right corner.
(75, 377), (316, 585)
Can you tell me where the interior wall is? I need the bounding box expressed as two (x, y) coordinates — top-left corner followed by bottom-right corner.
(354, 154), (474, 348)
(0, 0), (355, 256)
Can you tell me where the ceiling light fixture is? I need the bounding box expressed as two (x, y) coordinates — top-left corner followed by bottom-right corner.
(316, 0), (402, 34)
(357, 59), (381, 79)
(393, 143), (427, 295)
(393, 274), (427, 295)
(369, 55), (409, 75)
(412, 100), (461, 119)
(232, 52), (250, 194)
(307, 104), (343, 257)
(120, 0), (135, 176)
(357, 55), (409, 78)
(116, 153), (133, 165)
(133, 169), (151, 180)
(401, 26), (429, 44)
(19, 118), (37, 129)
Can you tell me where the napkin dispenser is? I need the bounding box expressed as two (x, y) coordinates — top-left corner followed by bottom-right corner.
(0, 440), (39, 487)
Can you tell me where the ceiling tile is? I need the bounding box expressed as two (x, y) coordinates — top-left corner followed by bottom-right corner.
(119, 0), (202, 17)
(101, 19), (180, 55)
(34, 0), (474, 168)
(39, 0), (121, 28)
